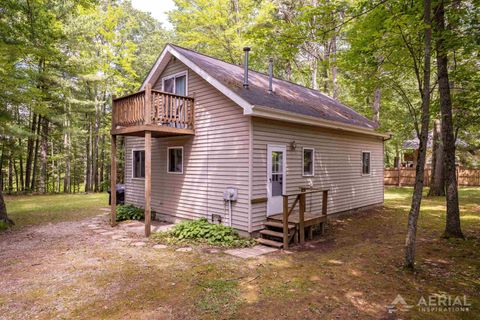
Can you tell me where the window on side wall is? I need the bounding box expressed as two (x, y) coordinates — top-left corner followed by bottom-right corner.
(168, 147), (183, 174)
(133, 150), (145, 178)
(303, 148), (315, 176)
(362, 151), (371, 175)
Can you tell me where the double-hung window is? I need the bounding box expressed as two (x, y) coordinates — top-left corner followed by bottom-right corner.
(133, 150), (145, 178)
(167, 147), (183, 174)
(303, 148), (315, 176)
(362, 151), (371, 175)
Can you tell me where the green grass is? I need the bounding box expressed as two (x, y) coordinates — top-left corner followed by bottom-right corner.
(385, 187), (480, 235)
(4, 193), (109, 229)
(195, 279), (240, 316)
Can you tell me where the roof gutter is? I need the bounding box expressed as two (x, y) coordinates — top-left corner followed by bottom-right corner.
(246, 105), (391, 139)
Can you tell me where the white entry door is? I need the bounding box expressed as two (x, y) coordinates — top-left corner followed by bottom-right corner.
(267, 145), (287, 216)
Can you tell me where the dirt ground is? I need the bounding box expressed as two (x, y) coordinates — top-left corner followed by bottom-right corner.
(0, 188), (479, 319)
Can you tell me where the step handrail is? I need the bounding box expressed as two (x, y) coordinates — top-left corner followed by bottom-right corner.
(281, 188), (329, 249)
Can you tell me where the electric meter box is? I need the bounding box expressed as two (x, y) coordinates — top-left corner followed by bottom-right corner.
(223, 187), (238, 201)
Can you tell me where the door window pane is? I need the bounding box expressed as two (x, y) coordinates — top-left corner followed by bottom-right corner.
(271, 151), (283, 196)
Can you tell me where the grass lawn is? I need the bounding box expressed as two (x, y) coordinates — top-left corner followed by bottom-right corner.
(4, 192), (109, 228)
(0, 187), (478, 319)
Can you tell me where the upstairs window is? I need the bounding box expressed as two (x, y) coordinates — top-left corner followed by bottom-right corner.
(303, 148), (315, 176)
(162, 71), (187, 96)
(133, 150), (145, 178)
(362, 151), (371, 175)
(168, 147), (183, 174)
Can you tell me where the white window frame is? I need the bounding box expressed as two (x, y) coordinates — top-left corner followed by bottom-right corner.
(302, 147), (315, 177)
(161, 70), (188, 96)
(361, 151), (371, 176)
(132, 149), (145, 179)
(167, 146), (184, 174)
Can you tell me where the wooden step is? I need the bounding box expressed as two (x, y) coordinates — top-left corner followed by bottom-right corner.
(260, 229), (290, 239)
(256, 238), (283, 248)
(264, 220), (296, 230)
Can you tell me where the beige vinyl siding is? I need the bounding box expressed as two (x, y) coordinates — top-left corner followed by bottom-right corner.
(124, 58), (251, 231)
(251, 117), (384, 231)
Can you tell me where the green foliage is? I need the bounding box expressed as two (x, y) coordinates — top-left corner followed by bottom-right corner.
(152, 218), (254, 247)
(116, 204), (144, 221)
(0, 220), (9, 231)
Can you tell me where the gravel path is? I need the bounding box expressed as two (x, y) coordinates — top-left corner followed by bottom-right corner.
(0, 213), (179, 319)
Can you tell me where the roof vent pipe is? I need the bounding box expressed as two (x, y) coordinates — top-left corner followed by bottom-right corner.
(268, 57), (273, 94)
(243, 47), (251, 88)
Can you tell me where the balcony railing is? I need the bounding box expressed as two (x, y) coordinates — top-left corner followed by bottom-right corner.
(112, 85), (195, 132)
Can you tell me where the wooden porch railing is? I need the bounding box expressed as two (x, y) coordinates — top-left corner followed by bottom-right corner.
(282, 189), (328, 249)
(112, 84), (195, 130)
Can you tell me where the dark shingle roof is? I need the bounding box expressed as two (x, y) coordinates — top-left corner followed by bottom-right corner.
(171, 44), (377, 130)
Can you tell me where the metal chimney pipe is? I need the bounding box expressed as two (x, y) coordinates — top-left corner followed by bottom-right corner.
(268, 57), (273, 94)
(243, 47), (251, 88)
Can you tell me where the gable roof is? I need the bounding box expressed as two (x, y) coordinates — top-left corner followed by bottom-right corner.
(142, 44), (389, 138)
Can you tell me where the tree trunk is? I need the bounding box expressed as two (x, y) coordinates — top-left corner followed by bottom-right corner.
(85, 114), (91, 192)
(331, 34), (338, 100)
(434, 0), (463, 238)
(311, 58), (318, 90)
(63, 118), (71, 193)
(0, 143), (4, 191)
(14, 158), (19, 193)
(373, 88), (381, 124)
(323, 40), (330, 94)
(428, 119), (445, 196)
(285, 62), (292, 81)
(31, 115), (42, 191)
(93, 100), (101, 192)
(0, 189), (14, 226)
(405, 0), (432, 270)
(25, 113), (37, 191)
(19, 139), (24, 191)
(7, 150), (13, 194)
(39, 117), (48, 194)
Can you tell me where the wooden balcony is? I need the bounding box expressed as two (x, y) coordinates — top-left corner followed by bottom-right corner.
(111, 84), (195, 137)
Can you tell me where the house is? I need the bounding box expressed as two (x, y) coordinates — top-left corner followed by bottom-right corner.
(110, 44), (390, 248)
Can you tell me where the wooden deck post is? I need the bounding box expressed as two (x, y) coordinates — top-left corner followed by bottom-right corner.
(110, 134), (117, 226)
(299, 193), (305, 245)
(322, 190), (328, 215)
(145, 83), (151, 125)
(283, 196), (289, 249)
(144, 130), (152, 237)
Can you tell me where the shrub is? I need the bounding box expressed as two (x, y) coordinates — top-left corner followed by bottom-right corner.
(116, 204), (144, 221)
(152, 218), (254, 247)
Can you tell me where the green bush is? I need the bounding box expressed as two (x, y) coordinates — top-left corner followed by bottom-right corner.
(152, 218), (254, 247)
(116, 204), (144, 221)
